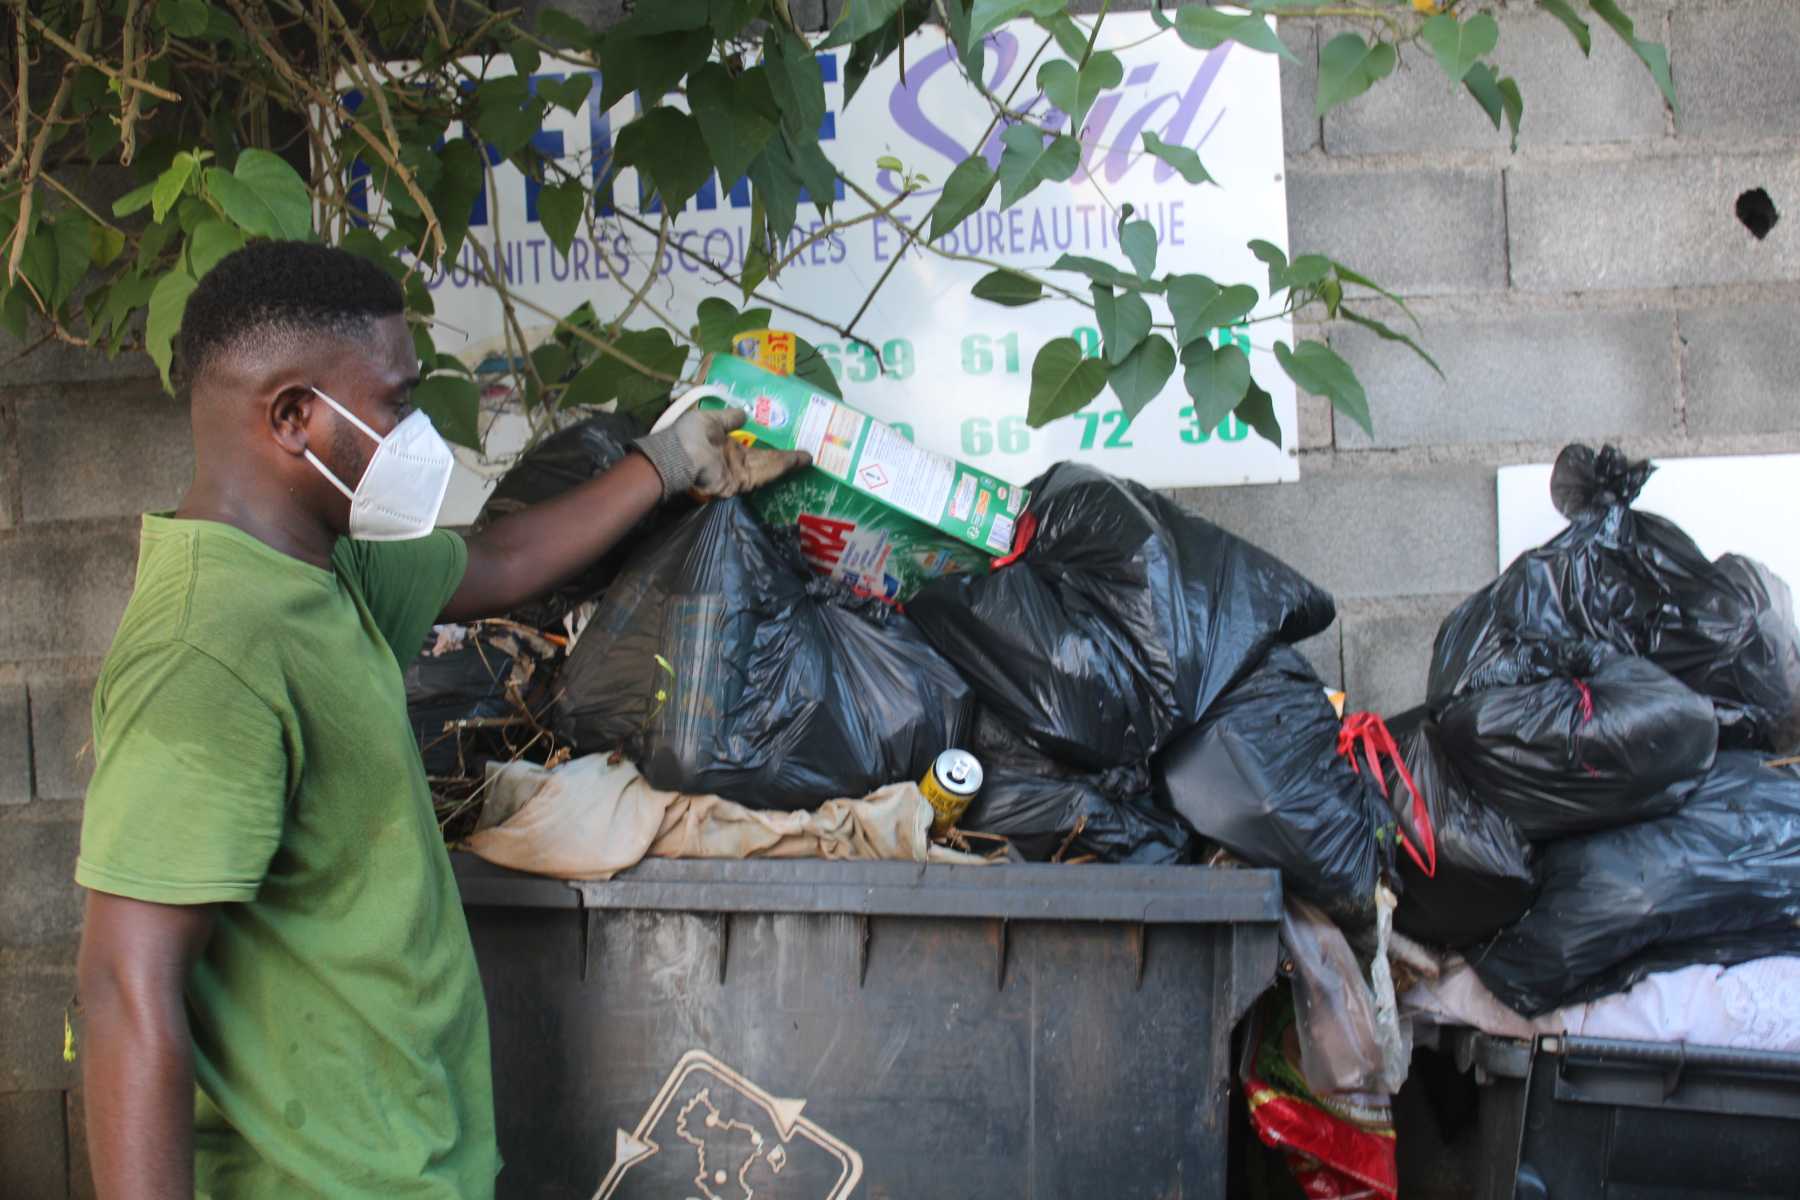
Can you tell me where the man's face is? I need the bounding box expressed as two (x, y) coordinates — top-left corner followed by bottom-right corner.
(310, 313), (422, 496)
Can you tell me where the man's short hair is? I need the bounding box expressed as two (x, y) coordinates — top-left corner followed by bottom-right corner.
(173, 240), (406, 394)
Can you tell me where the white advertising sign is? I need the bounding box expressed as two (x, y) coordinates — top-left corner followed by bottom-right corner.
(402, 13), (1295, 513)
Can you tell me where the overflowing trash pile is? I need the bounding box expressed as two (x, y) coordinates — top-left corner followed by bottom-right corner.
(404, 345), (1800, 1199)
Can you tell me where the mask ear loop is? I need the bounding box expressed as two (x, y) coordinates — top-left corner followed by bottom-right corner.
(303, 386), (379, 501)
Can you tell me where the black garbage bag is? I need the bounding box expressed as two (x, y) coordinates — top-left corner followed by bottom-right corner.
(554, 498), (975, 810)
(959, 710), (1195, 864)
(475, 413), (689, 631)
(405, 622), (560, 777)
(1380, 707), (1535, 948)
(1470, 751), (1800, 1016)
(1153, 646), (1386, 928)
(910, 463), (1336, 769)
(1429, 444), (1800, 752)
(1434, 651), (1717, 839)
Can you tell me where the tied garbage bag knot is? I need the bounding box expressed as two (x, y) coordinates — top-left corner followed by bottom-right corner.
(1338, 712), (1435, 878)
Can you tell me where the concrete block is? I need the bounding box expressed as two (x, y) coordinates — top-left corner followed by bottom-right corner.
(0, 323), (156, 389)
(0, 1090), (68, 1200)
(1340, 596), (1465, 716)
(1335, 308), (1680, 450)
(1298, 391), (1333, 451)
(1673, 1), (1800, 142)
(1679, 301), (1800, 437)
(0, 817), (85, 951)
(1288, 168), (1507, 296)
(67, 1089), (93, 1200)
(1, 684), (31, 806)
(0, 970), (79, 1092)
(30, 679), (97, 803)
(1324, 10), (1667, 156)
(1280, 21), (1320, 157)
(1508, 154), (1800, 292)
(0, 525), (141, 662)
(1295, 623), (1343, 690)
(1169, 463), (1497, 600)
(17, 389), (193, 524)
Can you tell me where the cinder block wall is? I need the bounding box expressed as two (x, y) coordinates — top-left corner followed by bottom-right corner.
(3, 0), (1796, 1192)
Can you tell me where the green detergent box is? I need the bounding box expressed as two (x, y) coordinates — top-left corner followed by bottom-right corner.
(695, 353), (1029, 601)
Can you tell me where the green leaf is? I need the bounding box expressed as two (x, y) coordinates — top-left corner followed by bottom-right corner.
(971, 269), (1044, 307)
(689, 63), (781, 191)
(1332, 260), (1419, 329)
(1167, 275), (1258, 347)
(473, 76), (544, 159)
(50, 214), (96, 309)
(413, 374), (482, 450)
(1539, 0), (1592, 55)
(135, 217), (178, 274)
(537, 74), (593, 114)
(1119, 219), (1156, 279)
(970, 0), (1066, 41)
(204, 149), (313, 240)
(598, 27), (713, 112)
(92, 225), (126, 268)
(696, 297), (774, 352)
(929, 155), (999, 242)
(1140, 131), (1213, 186)
(509, 37), (543, 78)
(1027, 337), (1109, 427)
(1, 285), (29, 340)
(538, 179), (586, 255)
(1463, 62), (1524, 150)
(1420, 13), (1499, 84)
(535, 9), (599, 49)
(151, 153), (200, 223)
(1234, 379), (1282, 449)
(1037, 51), (1124, 136)
(1248, 239), (1288, 292)
(613, 107), (713, 214)
(788, 135), (840, 218)
(113, 182), (156, 218)
(1276, 339), (1370, 435)
(1092, 284), (1152, 365)
(1182, 340), (1252, 433)
(710, 0), (760, 36)
(1051, 253), (1164, 293)
(1588, 0), (1676, 111)
(560, 358), (616, 410)
(1035, 13), (1092, 60)
(794, 335), (844, 399)
(1108, 333), (1176, 420)
(157, 0), (211, 38)
(185, 218), (244, 277)
(1340, 306), (1443, 378)
(610, 327), (691, 418)
(1316, 32), (1397, 116)
(822, 0), (908, 48)
(428, 138), (485, 267)
(742, 205), (771, 299)
(763, 26), (829, 148)
(613, 0), (709, 36)
(146, 268), (197, 393)
(996, 125), (1081, 208)
(1174, 7), (1295, 61)
(748, 139), (802, 240)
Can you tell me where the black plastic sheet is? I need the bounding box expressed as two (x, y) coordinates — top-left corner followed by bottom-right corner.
(554, 498), (974, 810)
(910, 463), (1335, 769)
(1435, 653), (1717, 839)
(405, 623), (558, 778)
(1154, 646), (1385, 928)
(959, 710), (1195, 864)
(1382, 707), (1535, 949)
(1429, 444), (1800, 752)
(1471, 751), (1800, 1016)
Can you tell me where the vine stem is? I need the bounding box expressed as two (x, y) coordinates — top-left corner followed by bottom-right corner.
(5, 0), (96, 288)
(15, 5), (180, 101)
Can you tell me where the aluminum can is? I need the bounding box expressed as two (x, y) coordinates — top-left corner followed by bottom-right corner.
(921, 749), (983, 835)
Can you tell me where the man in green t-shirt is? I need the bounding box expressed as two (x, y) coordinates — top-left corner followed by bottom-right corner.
(73, 240), (806, 1199)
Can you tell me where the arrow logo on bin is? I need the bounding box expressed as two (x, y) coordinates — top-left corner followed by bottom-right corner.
(592, 1050), (861, 1200)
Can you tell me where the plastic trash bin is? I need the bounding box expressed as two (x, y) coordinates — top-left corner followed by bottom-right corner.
(1425, 1029), (1800, 1199)
(453, 853), (1281, 1199)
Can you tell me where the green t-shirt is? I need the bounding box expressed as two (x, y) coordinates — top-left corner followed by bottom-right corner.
(76, 514), (498, 1199)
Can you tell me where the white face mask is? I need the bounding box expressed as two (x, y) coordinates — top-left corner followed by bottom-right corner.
(304, 386), (456, 541)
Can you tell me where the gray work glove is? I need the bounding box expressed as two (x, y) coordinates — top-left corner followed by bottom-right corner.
(634, 402), (812, 500)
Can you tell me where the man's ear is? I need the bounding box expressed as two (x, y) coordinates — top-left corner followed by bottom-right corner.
(269, 384), (316, 456)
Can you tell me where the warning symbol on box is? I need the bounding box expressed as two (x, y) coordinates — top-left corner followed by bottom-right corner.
(858, 464), (888, 490)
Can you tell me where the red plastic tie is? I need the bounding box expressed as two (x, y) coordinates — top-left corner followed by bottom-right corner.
(1337, 711), (1437, 878)
(991, 509), (1038, 570)
(1572, 677), (1595, 723)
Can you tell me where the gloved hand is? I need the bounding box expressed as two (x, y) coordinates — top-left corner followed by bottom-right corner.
(634, 402), (812, 500)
